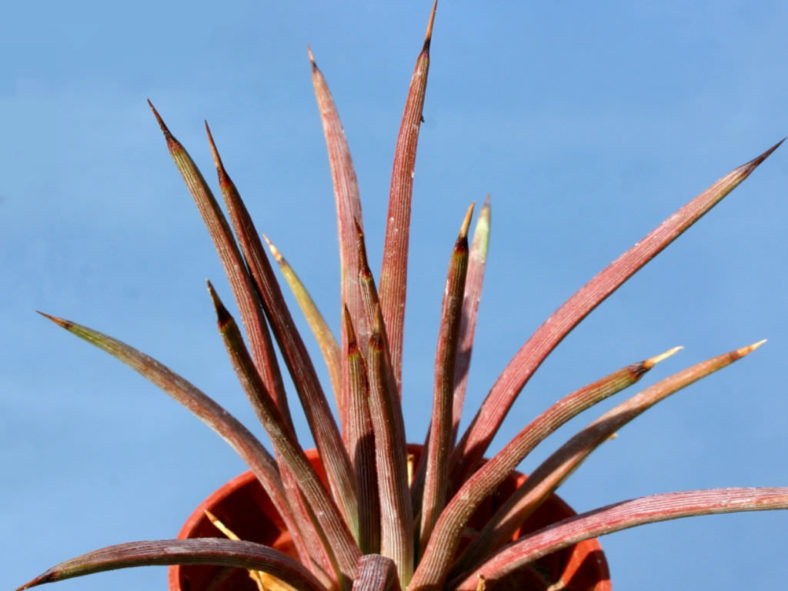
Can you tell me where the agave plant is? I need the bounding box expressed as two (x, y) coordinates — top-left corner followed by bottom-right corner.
(17, 3), (788, 591)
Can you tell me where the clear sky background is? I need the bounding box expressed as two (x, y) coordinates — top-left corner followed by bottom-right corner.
(3, 2), (787, 590)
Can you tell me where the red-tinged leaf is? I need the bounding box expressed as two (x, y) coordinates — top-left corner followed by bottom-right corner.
(264, 234), (342, 407)
(352, 222), (409, 474)
(342, 307), (381, 554)
(352, 554), (399, 591)
(451, 141), (783, 484)
(368, 322), (414, 587)
(379, 0), (438, 390)
(148, 102), (291, 427)
(454, 341), (765, 579)
(452, 195), (491, 443)
(16, 539), (327, 591)
(419, 203), (474, 550)
(204, 124), (359, 541)
(201, 511), (308, 591)
(452, 487), (788, 590)
(278, 468), (337, 587)
(415, 347), (679, 588)
(308, 48), (370, 396)
(36, 312), (309, 567)
(353, 221), (406, 433)
(208, 283), (361, 581)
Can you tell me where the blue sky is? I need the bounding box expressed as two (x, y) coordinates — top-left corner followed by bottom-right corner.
(3, 2), (787, 589)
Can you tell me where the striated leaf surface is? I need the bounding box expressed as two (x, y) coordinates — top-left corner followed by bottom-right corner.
(148, 102), (291, 426)
(208, 283), (361, 581)
(351, 554), (399, 591)
(367, 318), (414, 587)
(36, 312), (310, 570)
(205, 124), (359, 542)
(451, 141), (783, 484)
(379, 0), (438, 390)
(453, 487), (788, 590)
(17, 539), (327, 591)
(309, 47), (370, 411)
(265, 234), (342, 406)
(453, 341), (765, 579)
(412, 346), (678, 589)
(342, 308), (380, 555)
(419, 204), (473, 550)
(452, 196), (491, 443)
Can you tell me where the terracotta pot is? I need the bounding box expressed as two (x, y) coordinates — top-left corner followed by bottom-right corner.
(169, 447), (611, 590)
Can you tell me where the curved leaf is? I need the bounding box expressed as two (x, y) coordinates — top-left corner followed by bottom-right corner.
(453, 488), (788, 590)
(17, 539), (327, 591)
(379, 0), (438, 389)
(451, 141), (783, 484)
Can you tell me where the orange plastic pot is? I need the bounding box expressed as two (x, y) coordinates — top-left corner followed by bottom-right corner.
(169, 447), (611, 590)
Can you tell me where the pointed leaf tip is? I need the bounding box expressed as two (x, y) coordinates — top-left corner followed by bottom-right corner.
(643, 345), (683, 369)
(740, 339), (767, 355)
(306, 46), (317, 68)
(146, 99), (170, 136)
(744, 138), (783, 170)
(342, 304), (358, 348)
(205, 279), (218, 302)
(424, 0), (438, 51)
(36, 310), (70, 329)
(459, 202), (475, 239)
(16, 572), (56, 590)
(263, 234), (284, 263)
(204, 121), (225, 171)
(206, 280), (231, 325)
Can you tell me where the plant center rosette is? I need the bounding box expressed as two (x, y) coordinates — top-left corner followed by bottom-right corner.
(169, 447), (610, 591)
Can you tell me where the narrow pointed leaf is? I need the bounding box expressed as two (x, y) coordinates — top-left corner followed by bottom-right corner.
(367, 320), (414, 587)
(414, 347), (679, 588)
(309, 49), (370, 404)
(420, 204), (474, 549)
(452, 195), (491, 443)
(208, 283), (361, 581)
(354, 220), (406, 435)
(264, 234), (342, 406)
(343, 307), (381, 554)
(347, 221), (412, 580)
(205, 124), (359, 539)
(379, 0), (438, 389)
(277, 470), (337, 587)
(453, 487), (788, 590)
(152, 108), (330, 573)
(454, 341), (765, 578)
(148, 102), (291, 426)
(353, 221), (409, 469)
(352, 555), (399, 591)
(36, 312), (308, 565)
(16, 539), (327, 591)
(452, 141), (783, 483)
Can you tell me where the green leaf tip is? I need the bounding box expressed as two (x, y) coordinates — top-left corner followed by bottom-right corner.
(471, 197), (491, 261)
